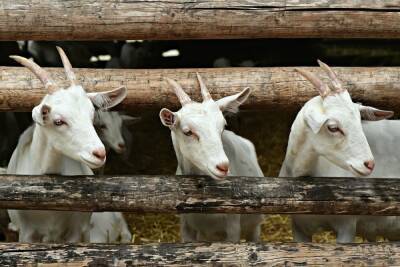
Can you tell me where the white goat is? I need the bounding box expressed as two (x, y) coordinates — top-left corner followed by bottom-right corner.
(279, 60), (392, 243)
(160, 74), (264, 242)
(7, 47), (127, 243)
(315, 120), (400, 242)
(94, 111), (138, 154)
(5, 111), (135, 243)
(356, 120), (400, 241)
(90, 111), (137, 243)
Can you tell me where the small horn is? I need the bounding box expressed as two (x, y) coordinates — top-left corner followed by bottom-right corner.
(10, 55), (57, 93)
(196, 73), (212, 101)
(317, 59), (343, 92)
(295, 68), (331, 98)
(166, 78), (192, 106)
(56, 46), (77, 86)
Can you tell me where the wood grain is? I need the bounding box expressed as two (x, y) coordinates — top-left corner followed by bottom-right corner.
(1, 66), (400, 112)
(2, 1), (400, 40)
(1, 242), (399, 266)
(1, 174), (400, 215)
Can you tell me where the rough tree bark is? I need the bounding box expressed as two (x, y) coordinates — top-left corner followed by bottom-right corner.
(1, 242), (399, 266)
(2, 1), (400, 40)
(0, 174), (399, 215)
(1, 67), (400, 112)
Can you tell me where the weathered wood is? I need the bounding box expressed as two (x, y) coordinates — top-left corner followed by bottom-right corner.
(1, 242), (399, 266)
(1, 174), (400, 215)
(1, 67), (400, 112)
(2, 1), (400, 40)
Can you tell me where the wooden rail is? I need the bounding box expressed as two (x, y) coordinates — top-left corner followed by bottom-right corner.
(1, 67), (400, 112)
(1, 242), (399, 266)
(2, 1), (400, 40)
(1, 174), (400, 215)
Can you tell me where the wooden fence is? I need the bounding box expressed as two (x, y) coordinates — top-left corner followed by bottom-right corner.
(2, 0), (400, 266)
(0, 175), (399, 215)
(1, 242), (399, 266)
(1, 66), (400, 112)
(1, 174), (400, 265)
(2, 1), (400, 40)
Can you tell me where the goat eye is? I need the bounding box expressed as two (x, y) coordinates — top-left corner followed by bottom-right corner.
(100, 124), (107, 130)
(327, 125), (340, 133)
(53, 119), (65, 126)
(183, 130), (193, 136)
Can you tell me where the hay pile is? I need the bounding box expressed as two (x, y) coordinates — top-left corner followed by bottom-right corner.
(125, 214), (180, 244)
(125, 213), (341, 244)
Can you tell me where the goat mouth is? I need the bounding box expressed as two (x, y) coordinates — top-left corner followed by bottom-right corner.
(208, 168), (228, 180)
(114, 148), (125, 154)
(349, 165), (370, 177)
(81, 156), (105, 169)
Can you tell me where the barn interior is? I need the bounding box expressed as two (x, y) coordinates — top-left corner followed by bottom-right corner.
(0, 39), (398, 243)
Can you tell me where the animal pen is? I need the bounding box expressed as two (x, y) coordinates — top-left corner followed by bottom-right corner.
(2, 0), (400, 265)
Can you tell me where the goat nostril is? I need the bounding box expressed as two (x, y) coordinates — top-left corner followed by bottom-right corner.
(216, 163), (229, 173)
(92, 149), (106, 161)
(118, 143), (125, 149)
(364, 160), (375, 171)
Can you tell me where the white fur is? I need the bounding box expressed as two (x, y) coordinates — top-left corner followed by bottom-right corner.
(91, 111), (135, 243)
(280, 92), (389, 243)
(177, 130), (264, 242)
(280, 94), (374, 178)
(7, 84), (126, 243)
(160, 80), (264, 242)
(309, 120), (400, 242)
(90, 212), (132, 243)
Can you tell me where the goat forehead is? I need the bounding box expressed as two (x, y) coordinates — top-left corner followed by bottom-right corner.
(48, 93), (94, 120)
(179, 104), (224, 130)
(323, 92), (354, 108)
(180, 102), (223, 119)
(323, 94), (358, 118)
(50, 86), (90, 104)
(109, 112), (123, 124)
(96, 112), (123, 128)
(326, 105), (359, 119)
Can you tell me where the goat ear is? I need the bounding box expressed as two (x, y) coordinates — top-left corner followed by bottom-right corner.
(304, 106), (328, 134)
(160, 108), (177, 127)
(32, 104), (51, 126)
(216, 87), (251, 113)
(121, 115), (141, 125)
(358, 104), (394, 121)
(88, 86), (127, 110)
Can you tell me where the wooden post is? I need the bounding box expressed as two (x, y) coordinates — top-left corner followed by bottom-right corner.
(2, 1), (400, 40)
(1, 174), (400, 215)
(1, 242), (399, 265)
(1, 66), (400, 111)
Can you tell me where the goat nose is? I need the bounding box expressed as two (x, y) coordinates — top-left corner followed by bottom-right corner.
(364, 160), (375, 171)
(118, 143), (125, 150)
(216, 162), (229, 174)
(92, 148), (106, 161)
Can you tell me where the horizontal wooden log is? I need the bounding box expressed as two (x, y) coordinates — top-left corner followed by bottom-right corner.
(1, 67), (400, 112)
(1, 242), (400, 266)
(3, 1), (400, 40)
(1, 174), (400, 215)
